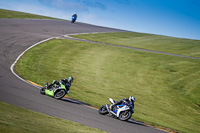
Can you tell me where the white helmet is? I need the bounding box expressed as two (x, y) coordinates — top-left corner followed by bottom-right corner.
(129, 96), (135, 104)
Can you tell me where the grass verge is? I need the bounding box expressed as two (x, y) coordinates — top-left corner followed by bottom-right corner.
(0, 8), (63, 20)
(0, 102), (107, 133)
(14, 38), (200, 133)
(70, 32), (200, 58)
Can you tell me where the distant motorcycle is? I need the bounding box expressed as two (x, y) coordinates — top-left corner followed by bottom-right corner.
(40, 81), (67, 99)
(99, 98), (134, 121)
(71, 15), (77, 23)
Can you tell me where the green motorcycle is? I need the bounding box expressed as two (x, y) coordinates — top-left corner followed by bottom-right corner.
(40, 81), (67, 99)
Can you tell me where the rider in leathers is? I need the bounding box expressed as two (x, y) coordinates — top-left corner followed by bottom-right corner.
(71, 13), (77, 23)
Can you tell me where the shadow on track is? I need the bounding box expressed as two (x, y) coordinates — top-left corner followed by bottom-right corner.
(61, 97), (91, 106)
(127, 119), (147, 126)
(105, 113), (147, 127)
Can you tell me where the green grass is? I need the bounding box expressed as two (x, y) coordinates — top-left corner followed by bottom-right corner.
(0, 9), (63, 20)
(14, 38), (200, 133)
(0, 102), (107, 133)
(71, 32), (200, 58)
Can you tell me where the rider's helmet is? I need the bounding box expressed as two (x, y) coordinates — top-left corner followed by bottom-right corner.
(129, 96), (135, 104)
(68, 76), (74, 83)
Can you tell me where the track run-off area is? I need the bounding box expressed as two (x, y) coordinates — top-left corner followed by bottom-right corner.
(0, 18), (185, 133)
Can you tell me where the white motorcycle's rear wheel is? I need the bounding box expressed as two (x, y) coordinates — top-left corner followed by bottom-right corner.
(119, 111), (132, 121)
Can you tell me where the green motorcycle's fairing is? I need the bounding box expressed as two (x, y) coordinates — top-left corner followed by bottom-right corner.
(45, 89), (54, 97)
(45, 82), (66, 97)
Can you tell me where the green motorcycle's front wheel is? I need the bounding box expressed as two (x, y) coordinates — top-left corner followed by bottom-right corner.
(54, 90), (66, 99)
(40, 87), (45, 95)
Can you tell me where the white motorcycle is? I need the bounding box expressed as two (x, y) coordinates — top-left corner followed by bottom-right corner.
(99, 98), (134, 121)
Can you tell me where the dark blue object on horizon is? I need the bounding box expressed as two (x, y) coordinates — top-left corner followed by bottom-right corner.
(71, 14), (77, 23)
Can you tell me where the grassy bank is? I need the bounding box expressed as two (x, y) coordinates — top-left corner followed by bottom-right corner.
(0, 9), (62, 20)
(15, 37), (200, 133)
(71, 32), (200, 58)
(0, 102), (107, 133)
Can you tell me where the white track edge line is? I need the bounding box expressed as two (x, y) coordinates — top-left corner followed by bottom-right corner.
(9, 32), (103, 89)
(10, 37), (55, 89)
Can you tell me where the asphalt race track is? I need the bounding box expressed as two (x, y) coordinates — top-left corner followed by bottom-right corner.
(0, 19), (166, 133)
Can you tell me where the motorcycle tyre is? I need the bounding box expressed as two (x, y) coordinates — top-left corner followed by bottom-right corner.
(71, 20), (75, 23)
(54, 90), (66, 99)
(99, 105), (108, 115)
(119, 111), (132, 121)
(40, 87), (45, 95)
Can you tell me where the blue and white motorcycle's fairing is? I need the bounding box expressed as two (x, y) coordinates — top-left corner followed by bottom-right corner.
(99, 98), (134, 121)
